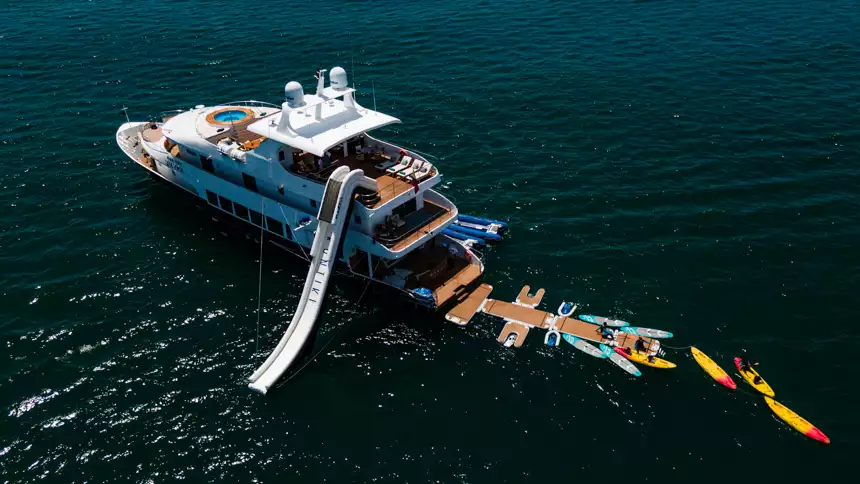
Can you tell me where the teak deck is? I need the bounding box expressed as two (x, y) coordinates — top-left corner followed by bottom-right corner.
(433, 263), (483, 308)
(445, 283), (493, 326)
(444, 284), (658, 353)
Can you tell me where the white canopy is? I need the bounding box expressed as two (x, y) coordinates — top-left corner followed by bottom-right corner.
(247, 88), (400, 156)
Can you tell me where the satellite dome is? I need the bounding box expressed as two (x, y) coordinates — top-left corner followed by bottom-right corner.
(284, 81), (305, 108)
(329, 67), (348, 90)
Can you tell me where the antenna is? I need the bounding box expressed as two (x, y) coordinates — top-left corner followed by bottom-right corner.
(372, 80), (377, 114)
(351, 55), (355, 88)
(121, 106), (130, 123)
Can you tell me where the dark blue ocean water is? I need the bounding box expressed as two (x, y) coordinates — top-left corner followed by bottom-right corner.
(2, 0), (858, 481)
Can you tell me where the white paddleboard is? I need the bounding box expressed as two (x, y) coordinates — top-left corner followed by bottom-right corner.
(621, 326), (673, 339)
(562, 334), (606, 358)
(578, 314), (629, 328)
(600, 344), (641, 376)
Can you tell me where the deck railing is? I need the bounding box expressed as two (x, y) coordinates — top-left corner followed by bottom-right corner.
(375, 201), (453, 248)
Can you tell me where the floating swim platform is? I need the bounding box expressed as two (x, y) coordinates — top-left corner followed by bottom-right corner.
(444, 283), (493, 326)
(481, 286), (661, 356)
(497, 321), (530, 348)
(514, 285), (545, 308)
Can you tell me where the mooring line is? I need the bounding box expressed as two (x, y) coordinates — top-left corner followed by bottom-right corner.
(254, 199), (265, 355)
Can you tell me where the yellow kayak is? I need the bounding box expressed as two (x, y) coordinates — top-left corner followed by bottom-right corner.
(690, 347), (736, 390)
(734, 358), (775, 397)
(614, 347), (676, 369)
(764, 397), (830, 444)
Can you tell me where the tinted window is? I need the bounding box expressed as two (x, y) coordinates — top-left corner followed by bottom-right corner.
(249, 209), (263, 227)
(234, 202), (249, 220)
(218, 195), (233, 214)
(266, 217), (283, 236)
(201, 156), (214, 173)
(205, 190), (218, 205)
(354, 215), (361, 224)
(242, 173), (258, 192)
(284, 222), (293, 240)
(310, 199), (317, 208)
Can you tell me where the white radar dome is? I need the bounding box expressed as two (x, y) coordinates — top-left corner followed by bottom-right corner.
(284, 81), (305, 108)
(329, 66), (348, 90)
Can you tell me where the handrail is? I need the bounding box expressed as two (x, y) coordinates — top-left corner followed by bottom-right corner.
(135, 122), (171, 155)
(221, 100), (280, 109)
(375, 204), (450, 246)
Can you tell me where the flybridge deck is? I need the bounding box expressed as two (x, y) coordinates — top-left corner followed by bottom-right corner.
(445, 284), (660, 354)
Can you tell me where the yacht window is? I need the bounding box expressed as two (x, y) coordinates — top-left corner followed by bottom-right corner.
(354, 215), (361, 225)
(234, 202), (249, 220)
(249, 209), (263, 227)
(242, 173), (258, 192)
(201, 156), (214, 173)
(205, 190), (218, 205)
(310, 199), (317, 208)
(266, 217), (283, 236)
(284, 223), (293, 240)
(218, 195), (233, 214)
(278, 150), (285, 161)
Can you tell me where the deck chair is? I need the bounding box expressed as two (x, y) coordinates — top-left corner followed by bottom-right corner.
(398, 159), (424, 178)
(386, 155), (412, 174)
(412, 161), (434, 181)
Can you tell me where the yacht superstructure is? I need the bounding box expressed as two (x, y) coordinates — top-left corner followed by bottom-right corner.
(116, 67), (484, 392)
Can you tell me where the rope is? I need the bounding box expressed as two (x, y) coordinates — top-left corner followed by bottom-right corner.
(660, 343), (695, 350)
(254, 199), (265, 355)
(278, 204), (310, 262)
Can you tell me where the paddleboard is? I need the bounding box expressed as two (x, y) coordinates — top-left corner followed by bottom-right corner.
(601, 344), (641, 376)
(690, 347), (736, 390)
(577, 314), (629, 327)
(620, 326), (673, 339)
(734, 358), (775, 397)
(765, 397), (830, 444)
(614, 347), (677, 369)
(562, 333), (606, 358)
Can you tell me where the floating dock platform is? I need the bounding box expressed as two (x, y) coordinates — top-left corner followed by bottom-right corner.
(446, 284), (660, 355)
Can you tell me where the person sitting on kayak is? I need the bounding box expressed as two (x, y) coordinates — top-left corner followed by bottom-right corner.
(634, 339), (648, 354)
(753, 375), (764, 385)
(739, 358), (759, 374)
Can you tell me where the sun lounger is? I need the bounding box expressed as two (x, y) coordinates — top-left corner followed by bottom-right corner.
(412, 161), (433, 181)
(398, 159), (424, 178)
(386, 156), (412, 174)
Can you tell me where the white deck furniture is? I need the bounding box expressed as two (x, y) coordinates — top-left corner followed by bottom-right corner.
(386, 156), (413, 174)
(398, 159), (424, 178)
